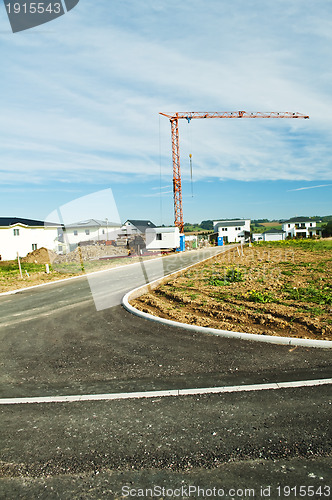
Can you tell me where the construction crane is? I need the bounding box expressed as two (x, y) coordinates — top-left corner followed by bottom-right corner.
(159, 111), (310, 233)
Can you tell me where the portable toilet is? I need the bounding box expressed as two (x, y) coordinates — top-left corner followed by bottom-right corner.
(179, 234), (185, 251)
(218, 236), (224, 246)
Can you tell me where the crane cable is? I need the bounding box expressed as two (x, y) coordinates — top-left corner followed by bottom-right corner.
(189, 154), (193, 197)
(158, 114), (163, 225)
(189, 121), (194, 197)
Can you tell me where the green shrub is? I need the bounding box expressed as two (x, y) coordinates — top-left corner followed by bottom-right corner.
(244, 290), (276, 303)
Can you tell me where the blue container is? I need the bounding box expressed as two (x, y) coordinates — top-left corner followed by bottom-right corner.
(218, 236), (224, 246)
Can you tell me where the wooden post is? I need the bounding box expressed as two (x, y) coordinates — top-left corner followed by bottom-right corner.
(17, 252), (23, 278)
(78, 246), (85, 272)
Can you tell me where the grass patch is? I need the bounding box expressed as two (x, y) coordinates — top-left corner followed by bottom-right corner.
(208, 267), (244, 286)
(0, 261), (52, 276)
(283, 285), (332, 305)
(244, 290), (277, 303)
(254, 239), (332, 252)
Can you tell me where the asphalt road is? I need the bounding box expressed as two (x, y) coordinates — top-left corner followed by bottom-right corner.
(0, 247), (331, 498)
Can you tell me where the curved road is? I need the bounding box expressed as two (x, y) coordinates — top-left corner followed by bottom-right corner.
(0, 247), (331, 497)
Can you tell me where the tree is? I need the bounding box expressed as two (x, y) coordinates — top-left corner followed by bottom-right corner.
(200, 220), (213, 230)
(322, 221), (332, 237)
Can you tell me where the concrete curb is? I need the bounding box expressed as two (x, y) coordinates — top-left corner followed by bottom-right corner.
(122, 259), (332, 349)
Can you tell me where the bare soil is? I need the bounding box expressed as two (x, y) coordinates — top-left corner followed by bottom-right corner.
(132, 244), (332, 341)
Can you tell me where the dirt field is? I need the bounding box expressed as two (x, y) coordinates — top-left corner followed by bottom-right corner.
(132, 241), (332, 341)
(260, 222), (282, 227)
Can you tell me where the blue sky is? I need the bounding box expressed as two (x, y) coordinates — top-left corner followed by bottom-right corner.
(0, 0), (331, 225)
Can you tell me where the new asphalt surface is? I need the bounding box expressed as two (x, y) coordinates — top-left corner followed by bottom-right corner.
(0, 248), (331, 499)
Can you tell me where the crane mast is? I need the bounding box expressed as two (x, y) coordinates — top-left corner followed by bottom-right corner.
(160, 111), (309, 233)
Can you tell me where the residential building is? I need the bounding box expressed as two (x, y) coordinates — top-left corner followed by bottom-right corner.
(60, 219), (121, 252)
(121, 220), (156, 236)
(282, 217), (321, 238)
(213, 219), (251, 243)
(0, 217), (60, 261)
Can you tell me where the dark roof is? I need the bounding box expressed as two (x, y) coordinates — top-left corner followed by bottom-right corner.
(215, 221), (245, 228)
(284, 217), (312, 223)
(125, 220), (156, 232)
(0, 217), (59, 227)
(263, 228), (286, 234)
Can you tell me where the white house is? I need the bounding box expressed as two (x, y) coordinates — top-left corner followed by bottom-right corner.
(0, 217), (60, 261)
(59, 219), (121, 252)
(145, 227), (180, 250)
(213, 219), (251, 243)
(282, 217), (321, 239)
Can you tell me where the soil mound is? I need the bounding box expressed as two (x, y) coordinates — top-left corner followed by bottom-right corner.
(22, 247), (57, 264)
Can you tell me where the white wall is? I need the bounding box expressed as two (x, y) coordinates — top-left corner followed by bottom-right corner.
(0, 225), (59, 261)
(146, 227), (180, 249)
(252, 233), (263, 241)
(63, 225), (119, 246)
(263, 232), (285, 241)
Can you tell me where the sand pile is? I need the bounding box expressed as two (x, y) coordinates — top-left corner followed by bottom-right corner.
(22, 247), (57, 264)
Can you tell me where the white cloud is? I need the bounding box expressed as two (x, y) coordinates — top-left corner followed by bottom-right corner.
(0, 0), (331, 190)
(288, 184), (332, 192)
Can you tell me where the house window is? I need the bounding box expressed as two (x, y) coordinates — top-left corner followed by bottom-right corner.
(288, 224), (290, 228)
(85, 229), (90, 235)
(102, 229), (105, 234)
(13, 228), (20, 236)
(32, 244), (37, 251)
(156, 233), (162, 240)
(74, 230), (78, 236)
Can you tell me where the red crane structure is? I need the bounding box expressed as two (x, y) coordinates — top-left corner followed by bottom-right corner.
(159, 111), (310, 233)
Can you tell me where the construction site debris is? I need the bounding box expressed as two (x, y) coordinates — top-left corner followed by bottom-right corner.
(53, 244), (128, 264)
